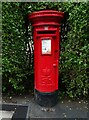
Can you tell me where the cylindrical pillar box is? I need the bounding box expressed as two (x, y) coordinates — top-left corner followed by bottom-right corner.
(28, 10), (64, 107)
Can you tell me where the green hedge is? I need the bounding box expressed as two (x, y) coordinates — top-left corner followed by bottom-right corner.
(2, 2), (89, 98)
(60, 2), (89, 98)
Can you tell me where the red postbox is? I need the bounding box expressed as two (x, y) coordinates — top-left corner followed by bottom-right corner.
(28, 10), (64, 107)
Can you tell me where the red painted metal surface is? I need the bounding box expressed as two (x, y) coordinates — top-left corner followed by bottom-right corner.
(28, 10), (64, 92)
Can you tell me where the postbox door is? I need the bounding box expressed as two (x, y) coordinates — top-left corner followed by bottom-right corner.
(36, 36), (59, 92)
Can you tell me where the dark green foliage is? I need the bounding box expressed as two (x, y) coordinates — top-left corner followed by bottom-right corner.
(2, 3), (34, 94)
(2, 2), (89, 98)
(60, 2), (89, 98)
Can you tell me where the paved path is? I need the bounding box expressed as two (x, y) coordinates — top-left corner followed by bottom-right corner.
(29, 98), (88, 119)
(2, 95), (89, 119)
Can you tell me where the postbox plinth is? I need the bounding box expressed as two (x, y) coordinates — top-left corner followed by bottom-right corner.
(28, 10), (64, 107)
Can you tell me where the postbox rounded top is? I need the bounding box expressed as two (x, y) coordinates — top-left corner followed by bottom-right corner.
(28, 10), (64, 26)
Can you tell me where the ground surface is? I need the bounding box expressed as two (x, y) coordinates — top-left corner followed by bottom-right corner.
(1, 94), (89, 119)
(0, 110), (14, 120)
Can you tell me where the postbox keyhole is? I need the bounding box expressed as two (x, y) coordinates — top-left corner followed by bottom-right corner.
(53, 64), (57, 67)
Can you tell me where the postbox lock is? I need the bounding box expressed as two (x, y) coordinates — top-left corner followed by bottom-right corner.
(53, 64), (57, 67)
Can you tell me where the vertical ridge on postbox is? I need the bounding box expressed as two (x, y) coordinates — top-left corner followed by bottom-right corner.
(28, 10), (64, 107)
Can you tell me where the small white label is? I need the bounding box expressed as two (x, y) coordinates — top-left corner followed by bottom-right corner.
(44, 26), (48, 30)
(42, 39), (51, 54)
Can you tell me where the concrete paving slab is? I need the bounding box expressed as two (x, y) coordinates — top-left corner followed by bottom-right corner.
(29, 98), (88, 119)
(1, 103), (29, 120)
(0, 110), (14, 119)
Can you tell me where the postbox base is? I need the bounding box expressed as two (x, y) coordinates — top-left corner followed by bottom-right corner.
(34, 89), (59, 107)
